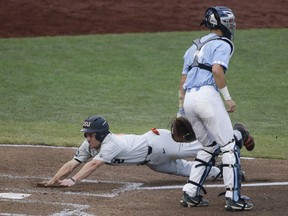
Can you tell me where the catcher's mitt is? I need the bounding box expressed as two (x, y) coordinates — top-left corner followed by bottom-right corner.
(171, 117), (196, 142)
(234, 122), (255, 151)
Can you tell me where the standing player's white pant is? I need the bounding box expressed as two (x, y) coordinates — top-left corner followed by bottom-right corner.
(182, 86), (241, 201)
(143, 129), (219, 178)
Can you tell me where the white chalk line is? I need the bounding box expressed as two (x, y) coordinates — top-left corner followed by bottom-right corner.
(139, 181), (288, 190)
(0, 198), (91, 216)
(0, 174), (94, 215)
(0, 173), (142, 198)
(0, 144), (78, 150)
(1, 173), (287, 194)
(0, 144), (285, 215)
(0, 173), (141, 215)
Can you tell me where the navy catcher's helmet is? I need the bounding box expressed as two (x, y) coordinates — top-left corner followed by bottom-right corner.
(81, 115), (110, 141)
(201, 6), (236, 40)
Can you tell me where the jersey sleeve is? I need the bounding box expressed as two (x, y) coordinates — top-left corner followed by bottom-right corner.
(93, 141), (122, 163)
(212, 41), (232, 70)
(73, 141), (94, 163)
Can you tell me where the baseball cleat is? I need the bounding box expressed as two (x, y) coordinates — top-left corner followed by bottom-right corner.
(233, 122), (255, 151)
(180, 192), (209, 207)
(225, 197), (253, 211)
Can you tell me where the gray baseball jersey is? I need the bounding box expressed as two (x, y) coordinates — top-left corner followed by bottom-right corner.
(73, 128), (220, 178)
(74, 129), (202, 165)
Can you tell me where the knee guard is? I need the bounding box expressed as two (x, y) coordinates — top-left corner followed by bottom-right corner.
(188, 145), (220, 196)
(221, 142), (243, 201)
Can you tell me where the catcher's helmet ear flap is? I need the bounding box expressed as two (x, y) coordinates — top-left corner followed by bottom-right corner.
(201, 6), (236, 40)
(200, 7), (221, 28)
(81, 115), (110, 141)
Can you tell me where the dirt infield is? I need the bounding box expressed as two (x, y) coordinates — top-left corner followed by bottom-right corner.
(0, 145), (288, 215)
(0, 0), (287, 38)
(1, 0), (288, 215)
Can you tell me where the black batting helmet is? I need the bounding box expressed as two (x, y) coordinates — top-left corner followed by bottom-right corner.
(81, 115), (110, 141)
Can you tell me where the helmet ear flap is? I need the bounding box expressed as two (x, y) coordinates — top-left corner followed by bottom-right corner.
(201, 6), (236, 40)
(95, 131), (109, 142)
(95, 132), (102, 142)
(206, 7), (221, 28)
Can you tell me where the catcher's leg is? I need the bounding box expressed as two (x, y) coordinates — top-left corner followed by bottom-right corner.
(181, 144), (220, 207)
(221, 142), (253, 211)
(212, 130), (246, 182)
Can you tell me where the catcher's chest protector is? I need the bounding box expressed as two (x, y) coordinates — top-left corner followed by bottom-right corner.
(188, 35), (234, 72)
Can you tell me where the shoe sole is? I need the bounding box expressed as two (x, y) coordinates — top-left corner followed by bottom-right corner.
(225, 205), (253, 211)
(180, 200), (209, 207)
(225, 202), (253, 211)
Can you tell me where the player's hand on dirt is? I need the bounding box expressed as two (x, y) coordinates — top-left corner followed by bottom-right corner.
(36, 180), (56, 187)
(58, 178), (76, 187)
(225, 99), (236, 113)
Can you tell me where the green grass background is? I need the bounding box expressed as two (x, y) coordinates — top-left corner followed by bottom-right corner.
(0, 29), (287, 159)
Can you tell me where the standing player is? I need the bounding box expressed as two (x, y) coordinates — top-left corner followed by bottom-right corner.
(177, 6), (253, 211)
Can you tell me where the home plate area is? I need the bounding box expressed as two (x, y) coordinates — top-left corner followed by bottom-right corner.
(0, 145), (288, 215)
(0, 174), (142, 215)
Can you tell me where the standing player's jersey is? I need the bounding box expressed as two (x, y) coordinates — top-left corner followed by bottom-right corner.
(182, 33), (233, 91)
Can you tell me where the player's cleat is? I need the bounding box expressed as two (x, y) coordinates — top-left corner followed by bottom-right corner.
(180, 192), (209, 207)
(233, 122), (255, 151)
(225, 198), (253, 211)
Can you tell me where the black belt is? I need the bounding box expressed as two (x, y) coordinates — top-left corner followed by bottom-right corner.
(148, 146), (152, 155)
(137, 146), (153, 165)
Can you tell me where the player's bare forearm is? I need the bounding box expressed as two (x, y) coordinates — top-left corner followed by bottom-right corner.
(179, 74), (187, 93)
(178, 74), (187, 111)
(36, 159), (80, 187)
(56, 160), (80, 178)
(212, 64), (226, 89)
(73, 159), (104, 181)
(59, 159), (105, 187)
(212, 64), (235, 112)
(48, 160), (78, 183)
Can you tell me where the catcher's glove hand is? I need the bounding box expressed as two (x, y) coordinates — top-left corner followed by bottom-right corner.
(233, 122), (255, 151)
(171, 117), (196, 142)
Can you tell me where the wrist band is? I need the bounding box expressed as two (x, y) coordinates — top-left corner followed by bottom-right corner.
(220, 86), (231, 101)
(70, 177), (76, 183)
